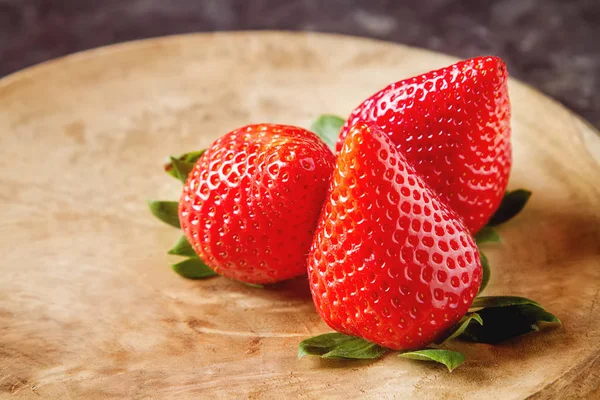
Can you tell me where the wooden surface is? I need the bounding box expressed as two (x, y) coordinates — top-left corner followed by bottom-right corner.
(0, 32), (599, 400)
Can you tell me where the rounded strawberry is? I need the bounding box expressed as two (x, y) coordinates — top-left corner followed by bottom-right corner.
(336, 56), (511, 234)
(309, 122), (482, 350)
(179, 124), (335, 284)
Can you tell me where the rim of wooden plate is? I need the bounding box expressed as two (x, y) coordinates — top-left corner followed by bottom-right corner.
(0, 30), (598, 140)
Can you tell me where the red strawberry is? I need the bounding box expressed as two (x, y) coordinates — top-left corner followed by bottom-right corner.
(179, 124), (335, 284)
(337, 56), (511, 233)
(309, 122), (482, 350)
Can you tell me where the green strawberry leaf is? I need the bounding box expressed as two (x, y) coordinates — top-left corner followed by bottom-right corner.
(169, 157), (194, 184)
(310, 115), (345, 151)
(171, 258), (218, 279)
(487, 189), (532, 226)
(168, 236), (197, 257)
(478, 250), (491, 295)
(181, 149), (206, 164)
(436, 313), (483, 344)
(399, 349), (465, 372)
(164, 150), (206, 181)
(471, 296), (542, 309)
(148, 200), (180, 228)
(460, 303), (561, 344)
(298, 333), (387, 360)
(475, 227), (502, 244)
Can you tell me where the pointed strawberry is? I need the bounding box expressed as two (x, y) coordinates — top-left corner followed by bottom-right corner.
(179, 124), (335, 284)
(336, 56), (511, 233)
(309, 122), (482, 350)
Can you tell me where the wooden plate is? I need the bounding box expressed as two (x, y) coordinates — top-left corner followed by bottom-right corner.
(1, 32), (599, 399)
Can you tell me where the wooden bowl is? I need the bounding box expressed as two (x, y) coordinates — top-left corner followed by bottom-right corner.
(1, 32), (599, 399)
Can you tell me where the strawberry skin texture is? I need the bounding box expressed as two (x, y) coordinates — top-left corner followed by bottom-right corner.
(336, 56), (511, 233)
(179, 124), (335, 284)
(309, 122), (482, 350)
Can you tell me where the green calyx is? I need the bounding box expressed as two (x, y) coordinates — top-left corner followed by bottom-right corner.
(461, 302), (561, 344)
(471, 295), (543, 309)
(168, 235), (197, 257)
(298, 333), (387, 360)
(436, 313), (483, 344)
(399, 349), (465, 372)
(164, 150), (206, 183)
(474, 190), (533, 295)
(310, 115), (345, 151)
(487, 189), (532, 227)
(148, 150), (219, 280)
(172, 258), (218, 279)
(476, 189), (533, 237)
(457, 296), (560, 344)
(478, 250), (491, 295)
(475, 226), (501, 244)
(147, 200), (180, 228)
(297, 332), (465, 372)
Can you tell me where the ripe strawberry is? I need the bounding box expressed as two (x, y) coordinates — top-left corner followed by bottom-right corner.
(309, 122), (482, 350)
(337, 56), (511, 233)
(179, 124), (335, 284)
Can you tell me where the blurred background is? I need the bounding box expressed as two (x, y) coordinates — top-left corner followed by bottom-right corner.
(1, 0), (598, 127)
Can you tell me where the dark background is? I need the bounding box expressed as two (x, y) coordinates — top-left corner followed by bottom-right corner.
(1, 0), (599, 127)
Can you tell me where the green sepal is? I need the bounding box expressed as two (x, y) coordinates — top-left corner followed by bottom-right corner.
(475, 227), (502, 244)
(436, 313), (483, 344)
(460, 303), (561, 344)
(181, 150), (206, 164)
(487, 189), (532, 226)
(148, 200), (180, 228)
(399, 349), (465, 372)
(169, 157), (194, 184)
(471, 296), (542, 309)
(298, 333), (387, 360)
(478, 250), (491, 295)
(171, 258), (218, 279)
(310, 115), (345, 151)
(164, 150), (206, 181)
(168, 236), (197, 257)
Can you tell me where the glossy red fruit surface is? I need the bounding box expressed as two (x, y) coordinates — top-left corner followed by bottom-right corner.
(309, 122), (482, 350)
(336, 56), (511, 233)
(179, 124), (335, 284)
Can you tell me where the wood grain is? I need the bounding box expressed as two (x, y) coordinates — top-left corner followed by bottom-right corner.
(0, 32), (599, 400)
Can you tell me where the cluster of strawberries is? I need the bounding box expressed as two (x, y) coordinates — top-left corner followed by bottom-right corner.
(150, 56), (559, 370)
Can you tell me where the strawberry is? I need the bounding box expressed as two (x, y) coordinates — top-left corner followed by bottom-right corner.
(308, 122), (482, 350)
(179, 124), (335, 284)
(336, 56), (511, 233)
